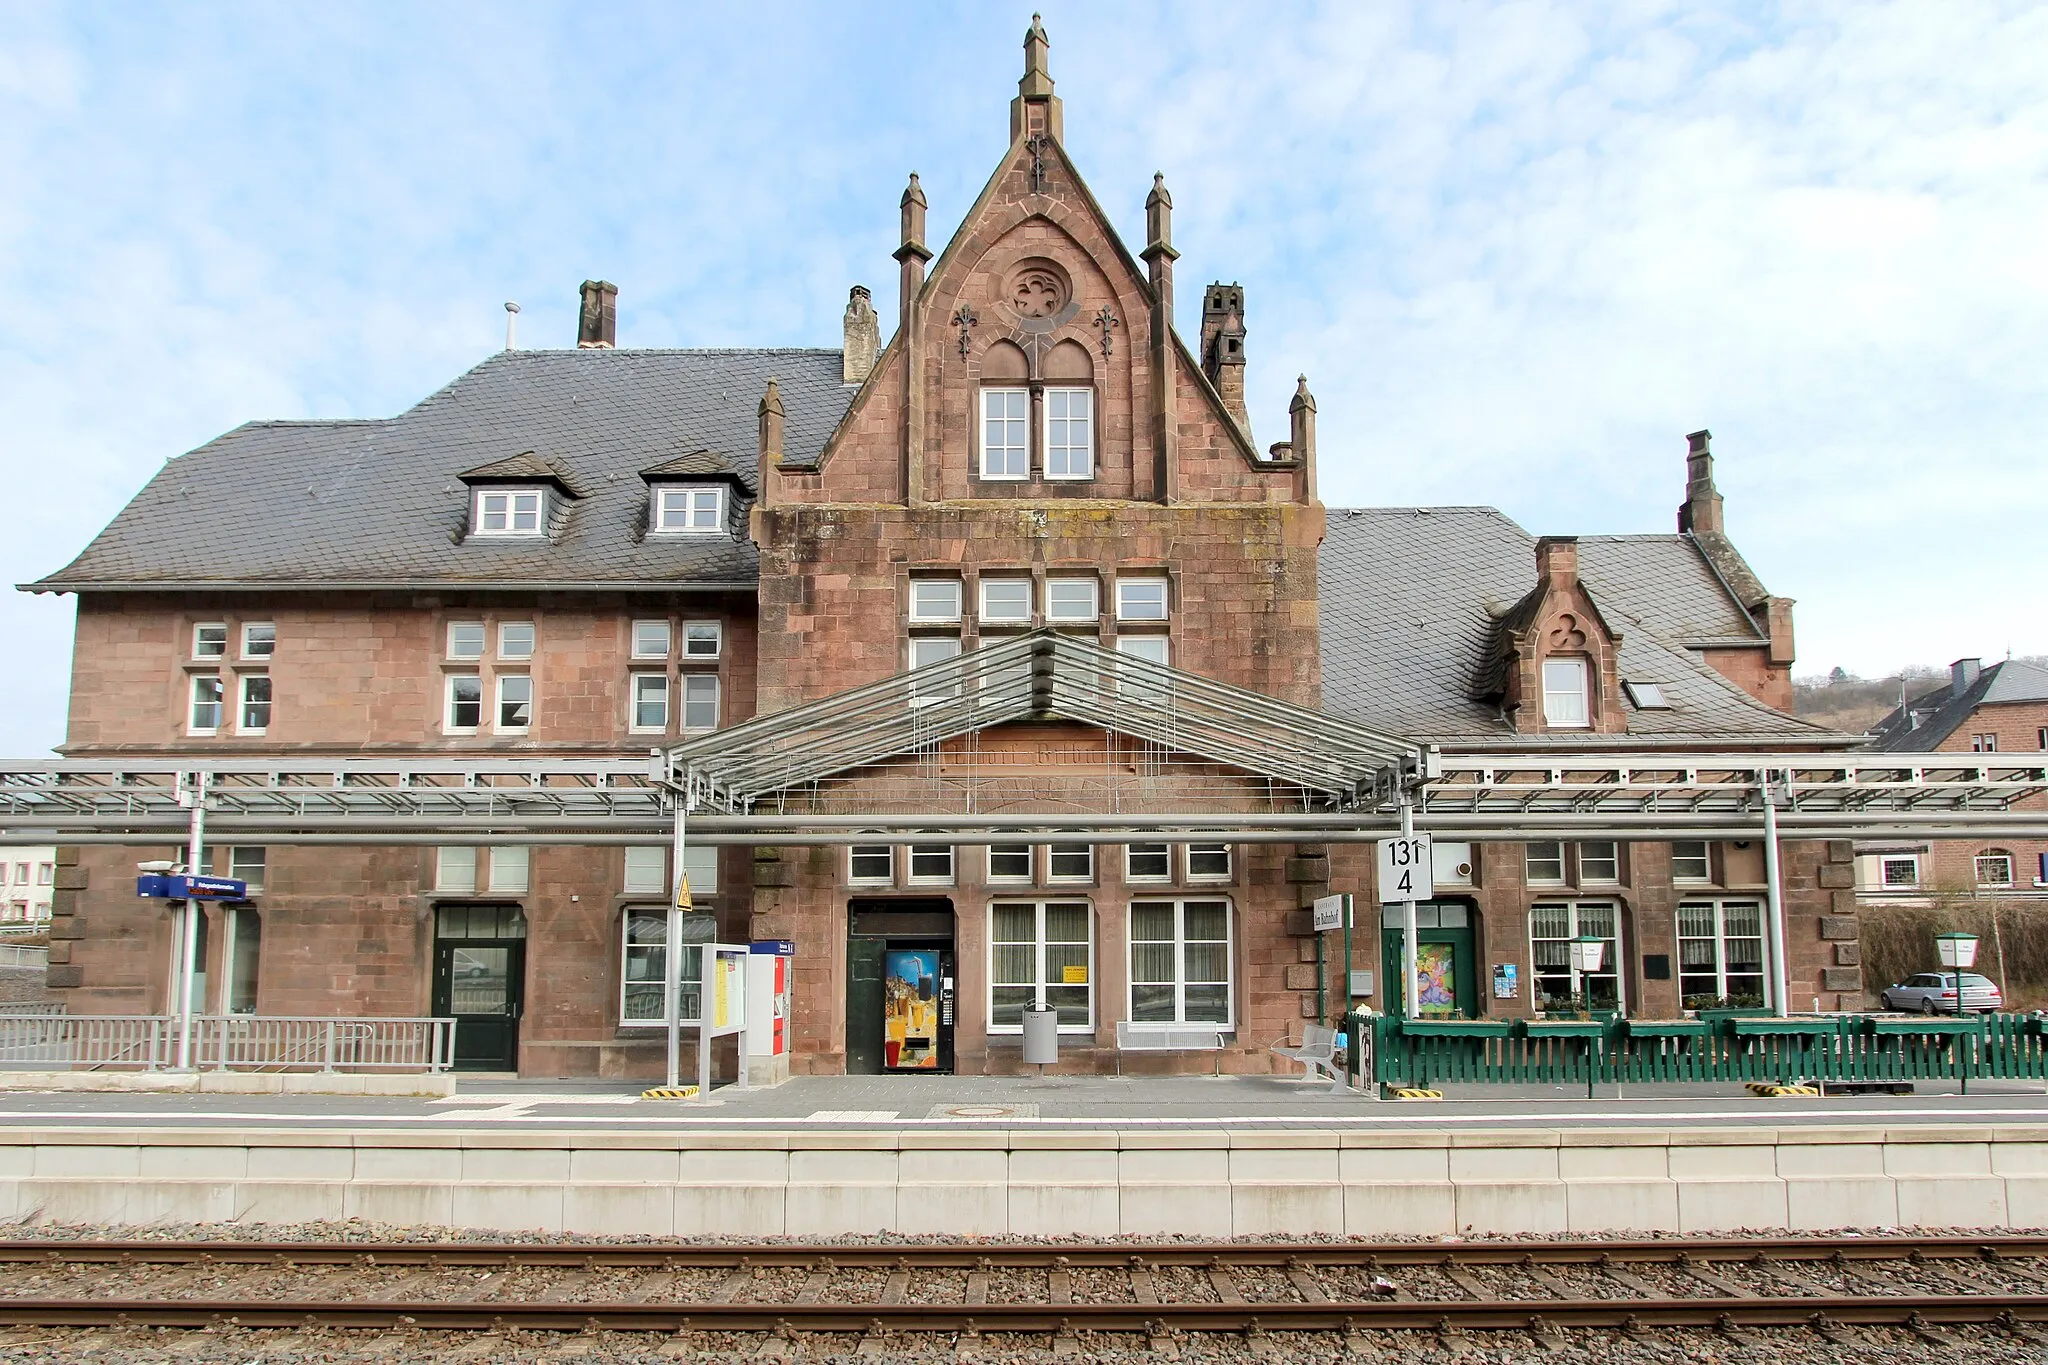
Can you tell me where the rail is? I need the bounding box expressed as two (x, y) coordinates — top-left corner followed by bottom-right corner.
(0, 943), (48, 968)
(0, 1235), (2043, 1340)
(0, 1014), (455, 1072)
(1350, 1008), (2048, 1092)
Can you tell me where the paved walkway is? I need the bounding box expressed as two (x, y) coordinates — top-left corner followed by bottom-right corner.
(1, 1071), (2046, 1131)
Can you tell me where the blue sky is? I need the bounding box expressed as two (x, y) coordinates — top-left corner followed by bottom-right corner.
(2, 1), (2044, 755)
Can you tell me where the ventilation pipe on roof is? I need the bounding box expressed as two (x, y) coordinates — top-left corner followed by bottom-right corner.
(578, 281), (618, 349)
(1953, 658), (1983, 697)
(503, 301), (520, 351)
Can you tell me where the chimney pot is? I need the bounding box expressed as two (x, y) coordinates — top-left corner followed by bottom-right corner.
(842, 285), (879, 385)
(577, 280), (618, 349)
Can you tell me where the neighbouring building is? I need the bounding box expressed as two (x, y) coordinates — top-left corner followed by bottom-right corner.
(0, 848), (55, 925)
(21, 21), (1863, 1076)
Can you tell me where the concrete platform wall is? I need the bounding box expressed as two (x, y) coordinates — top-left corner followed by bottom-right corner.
(2, 1124), (2043, 1238)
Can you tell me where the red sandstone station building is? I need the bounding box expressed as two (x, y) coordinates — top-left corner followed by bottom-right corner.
(25, 22), (1865, 1079)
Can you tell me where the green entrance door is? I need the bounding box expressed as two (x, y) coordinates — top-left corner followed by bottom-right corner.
(1381, 900), (1478, 1018)
(432, 905), (527, 1071)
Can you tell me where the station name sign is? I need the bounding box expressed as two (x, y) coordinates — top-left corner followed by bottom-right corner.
(136, 874), (248, 901)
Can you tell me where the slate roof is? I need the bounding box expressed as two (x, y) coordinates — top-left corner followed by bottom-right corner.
(29, 348), (853, 592)
(1868, 659), (2048, 752)
(1318, 507), (1845, 746)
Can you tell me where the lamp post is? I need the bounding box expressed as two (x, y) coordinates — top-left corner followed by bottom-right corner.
(1935, 932), (1980, 1014)
(1569, 935), (1609, 1099)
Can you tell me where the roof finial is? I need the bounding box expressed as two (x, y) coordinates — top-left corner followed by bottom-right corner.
(1023, 14), (1051, 86)
(1010, 13), (1062, 142)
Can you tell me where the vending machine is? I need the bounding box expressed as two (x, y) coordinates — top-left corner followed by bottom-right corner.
(745, 941), (793, 1086)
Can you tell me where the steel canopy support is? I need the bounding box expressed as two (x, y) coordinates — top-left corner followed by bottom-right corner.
(175, 772), (206, 1071)
(1762, 773), (1790, 1018)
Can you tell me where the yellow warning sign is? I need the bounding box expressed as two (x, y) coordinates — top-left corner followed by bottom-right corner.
(1061, 965), (1089, 985)
(674, 873), (693, 910)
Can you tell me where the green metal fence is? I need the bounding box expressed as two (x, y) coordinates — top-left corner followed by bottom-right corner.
(1343, 1011), (2048, 1093)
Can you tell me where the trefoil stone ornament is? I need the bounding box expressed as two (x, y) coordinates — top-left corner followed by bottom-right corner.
(1094, 303), (1118, 358)
(952, 304), (979, 359)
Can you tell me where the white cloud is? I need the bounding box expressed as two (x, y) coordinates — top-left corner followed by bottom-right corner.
(0, 1), (2043, 754)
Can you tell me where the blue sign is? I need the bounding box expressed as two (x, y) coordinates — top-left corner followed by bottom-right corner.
(136, 874), (248, 901)
(749, 939), (796, 956)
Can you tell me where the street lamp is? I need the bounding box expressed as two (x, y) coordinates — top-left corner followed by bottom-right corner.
(1936, 932), (1980, 1015)
(1569, 935), (1608, 975)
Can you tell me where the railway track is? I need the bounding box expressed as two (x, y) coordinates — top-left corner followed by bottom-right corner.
(1, 1235), (2046, 1344)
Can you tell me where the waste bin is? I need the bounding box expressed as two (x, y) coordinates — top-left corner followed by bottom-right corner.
(1021, 1001), (1058, 1064)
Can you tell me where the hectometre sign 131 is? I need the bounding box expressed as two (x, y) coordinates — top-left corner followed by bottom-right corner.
(1375, 836), (1434, 903)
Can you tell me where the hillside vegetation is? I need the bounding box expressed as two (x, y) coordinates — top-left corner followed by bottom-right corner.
(1793, 657), (2048, 735)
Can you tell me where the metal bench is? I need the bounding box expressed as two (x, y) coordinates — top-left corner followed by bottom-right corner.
(1270, 1023), (1348, 1093)
(1115, 1022), (1229, 1075)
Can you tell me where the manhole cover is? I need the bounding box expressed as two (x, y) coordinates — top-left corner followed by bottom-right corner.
(926, 1102), (1039, 1120)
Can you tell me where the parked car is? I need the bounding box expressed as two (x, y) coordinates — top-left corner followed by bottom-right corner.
(1880, 972), (2003, 1014)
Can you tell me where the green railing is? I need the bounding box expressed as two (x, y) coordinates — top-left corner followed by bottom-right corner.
(1343, 1011), (2048, 1093)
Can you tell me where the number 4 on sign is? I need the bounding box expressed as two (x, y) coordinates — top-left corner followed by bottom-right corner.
(1376, 835), (1435, 903)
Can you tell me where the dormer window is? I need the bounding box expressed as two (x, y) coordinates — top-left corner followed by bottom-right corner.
(473, 488), (545, 537)
(1541, 658), (1590, 728)
(653, 486), (726, 534)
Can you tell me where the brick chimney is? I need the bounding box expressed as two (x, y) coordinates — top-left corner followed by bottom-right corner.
(577, 280), (617, 349)
(1201, 283), (1249, 431)
(1677, 428), (1723, 534)
(1535, 535), (1580, 589)
(842, 286), (879, 385)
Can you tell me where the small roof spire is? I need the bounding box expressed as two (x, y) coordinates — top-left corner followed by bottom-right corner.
(1021, 14), (1052, 94)
(1010, 13), (1062, 141)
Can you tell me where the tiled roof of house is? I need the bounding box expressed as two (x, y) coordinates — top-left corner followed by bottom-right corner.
(1318, 506), (1844, 746)
(1868, 659), (2048, 752)
(28, 348), (852, 591)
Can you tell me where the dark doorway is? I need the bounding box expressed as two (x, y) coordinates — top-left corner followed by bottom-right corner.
(845, 899), (955, 1075)
(1381, 900), (1479, 1019)
(432, 904), (527, 1071)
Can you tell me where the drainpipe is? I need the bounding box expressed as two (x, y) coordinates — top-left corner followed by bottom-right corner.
(1761, 770), (1790, 1017)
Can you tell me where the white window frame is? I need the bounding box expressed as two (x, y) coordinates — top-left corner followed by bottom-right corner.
(907, 635), (962, 704)
(435, 846), (478, 893)
(1529, 899), (1625, 1013)
(653, 485), (727, 534)
(1622, 680), (1668, 709)
(240, 623), (275, 659)
(908, 578), (963, 624)
(1678, 898), (1770, 1009)
(1045, 577), (1099, 624)
(1124, 843), (1171, 883)
(1114, 635), (1170, 696)
(1524, 841), (1566, 886)
(848, 844), (894, 886)
(681, 674), (720, 733)
(192, 622), (228, 660)
(1126, 898), (1235, 1030)
(236, 674), (272, 735)
(1974, 733), (1999, 753)
(986, 841), (1033, 884)
(978, 577), (1032, 626)
(629, 673), (669, 734)
(979, 386), (1029, 480)
(488, 846), (529, 894)
(1977, 851), (2016, 888)
(1578, 840), (1620, 885)
(1879, 854), (1920, 889)
(988, 900), (1095, 1034)
(226, 846), (265, 893)
(682, 621), (722, 659)
(497, 621), (536, 660)
(620, 908), (702, 1028)
(1671, 840), (1712, 884)
(447, 621), (486, 661)
(1542, 657), (1591, 728)
(1042, 386), (1094, 480)
(1186, 843), (1232, 882)
(1046, 842), (1094, 884)
(444, 673), (483, 734)
(189, 674), (224, 735)
(631, 619), (672, 660)
(1115, 577), (1169, 622)
(473, 487), (546, 537)
(496, 674), (533, 733)
(908, 843), (955, 885)
(623, 846), (667, 895)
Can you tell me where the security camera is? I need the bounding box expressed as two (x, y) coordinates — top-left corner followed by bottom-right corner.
(137, 860), (175, 872)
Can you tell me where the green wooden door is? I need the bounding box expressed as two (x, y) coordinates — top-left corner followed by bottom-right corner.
(1382, 924), (1477, 1018)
